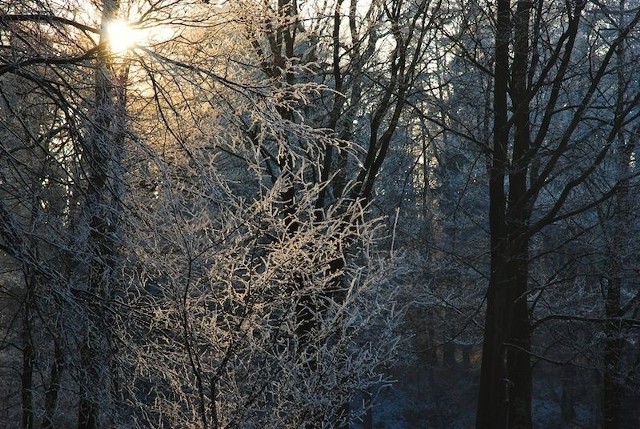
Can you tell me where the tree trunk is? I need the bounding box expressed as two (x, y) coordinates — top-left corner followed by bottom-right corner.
(477, 1), (533, 428)
(603, 280), (623, 429)
(602, 3), (633, 426)
(41, 336), (64, 429)
(78, 1), (123, 427)
(21, 278), (34, 429)
(505, 246), (532, 429)
(476, 0), (511, 426)
(561, 365), (576, 424)
(505, 1), (533, 426)
(362, 390), (373, 429)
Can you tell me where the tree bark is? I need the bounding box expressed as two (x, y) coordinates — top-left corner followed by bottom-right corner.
(41, 335), (64, 429)
(477, 1), (533, 428)
(602, 3), (634, 425)
(21, 276), (34, 429)
(505, 2), (533, 426)
(476, 0), (511, 426)
(78, 1), (123, 427)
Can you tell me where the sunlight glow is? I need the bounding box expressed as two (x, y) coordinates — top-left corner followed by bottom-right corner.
(106, 20), (141, 53)
(105, 19), (177, 55)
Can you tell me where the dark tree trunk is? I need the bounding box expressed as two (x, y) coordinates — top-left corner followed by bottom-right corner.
(504, 245), (532, 429)
(77, 400), (98, 429)
(462, 344), (472, 369)
(476, 0), (512, 426)
(477, 1), (533, 428)
(602, 3), (633, 425)
(362, 390), (373, 429)
(77, 1), (124, 426)
(603, 283), (623, 429)
(505, 1), (533, 426)
(443, 342), (457, 368)
(41, 336), (64, 429)
(21, 279), (34, 429)
(561, 365), (576, 424)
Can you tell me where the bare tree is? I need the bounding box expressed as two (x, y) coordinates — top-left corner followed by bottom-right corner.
(1, 1), (405, 427)
(470, 1), (640, 427)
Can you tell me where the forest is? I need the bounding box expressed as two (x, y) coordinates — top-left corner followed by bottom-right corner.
(1, 0), (640, 428)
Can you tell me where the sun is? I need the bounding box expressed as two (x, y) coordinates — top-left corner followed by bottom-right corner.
(105, 20), (142, 54)
(105, 19), (177, 55)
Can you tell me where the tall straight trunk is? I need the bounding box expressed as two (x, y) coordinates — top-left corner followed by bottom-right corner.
(602, 3), (633, 425)
(603, 277), (623, 429)
(477, 1), (533, 428)
(505, 1), (533, 426)
(476, 0), (511, 427)
(22, 143), (49, 429)
(41, 335), (64, 429)
(78, 1), (122, 427)
(504, 238), (532, 429)
(21, 277), (34, 429)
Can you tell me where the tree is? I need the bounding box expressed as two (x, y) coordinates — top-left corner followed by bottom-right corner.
(1, 1), (405, 427)
(474, 1), (640, 427)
